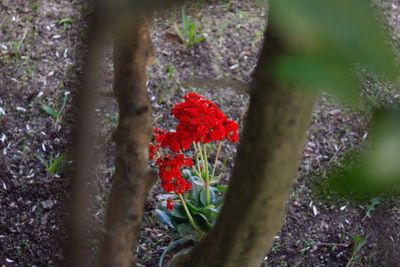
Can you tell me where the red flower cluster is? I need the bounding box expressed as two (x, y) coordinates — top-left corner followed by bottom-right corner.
(150, 93), (239, 196)
(172, 93), (239, 145)
(149, 128), (192, 157)
(156, 154), (193, 194)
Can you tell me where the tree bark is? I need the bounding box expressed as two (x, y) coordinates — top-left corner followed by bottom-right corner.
(95, 15), (156, 267)
(172, 26), (315, 267)
(67, 4), (104, 267)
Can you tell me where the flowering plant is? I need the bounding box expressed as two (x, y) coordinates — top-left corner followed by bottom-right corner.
(151, 93), (238, 241)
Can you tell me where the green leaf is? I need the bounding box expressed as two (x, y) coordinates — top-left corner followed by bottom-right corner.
(188, 176), (203, 205)
(159, 238), (190, 267)
(182, 169), (192, 179)
(193, 36), (205, 45)
(270, 0), (397, 103)
(170, 216), (185, 229)
(185, 200), (201, 214)
(199, 188), (207, 206)
(47, 154), (66, 175)
(35, 155), (48, 168)
(177, 223), (197, 239)
(370, 197), (380, 206)
(57, 18), (74, 26)
(320, 109), (400, 199)
(182, 8), (189, 34)
(210, 174), (222, 185)
(352, 236), (366, 251)
(215, 184), (228, 193)
(181, 7), (187, 24)
(191, 176), (205, 186)
(213, 196), (225, 209)
(170, 203), (187, 219)
(174, 22), (184, 42)
(274, 53), (360, 102)
(198, 162), (213, 180)
(174, 5), (204, 48)
(194, 213), (214, 230)
(198, 206), (219, 221)
(154, 209), (173, 229)
(189, 23), (196, 41)
(41, 104), (58, 119)
(199, 188), (216, 206)
(58, 94), (68, 117)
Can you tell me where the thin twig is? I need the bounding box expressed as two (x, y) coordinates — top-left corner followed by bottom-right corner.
(315, 242), (350, 247)
(181, 78), (250, 93)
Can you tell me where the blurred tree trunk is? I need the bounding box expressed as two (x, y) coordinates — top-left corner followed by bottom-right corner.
(67, 4), (104, 266)
(172, 25), (315, 267)
(95, 15), (157, 267)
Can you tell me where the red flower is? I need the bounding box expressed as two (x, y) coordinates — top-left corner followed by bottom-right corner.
(166, 198), (174, 211)
(149, 128), (168, 160)
(171, 93), (238, 144)
(223, 120), (239, 142)
(156, 154), (193, 194)
(149, 144), (157, 160)
(150, 93), (239, 195)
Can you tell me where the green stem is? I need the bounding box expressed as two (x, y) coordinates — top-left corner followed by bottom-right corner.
(193, 141), (198, 153)
(192, 167), (202, 179)
(211, 142), (222, 179)
(195, 142), (210, 205)
(179, 194), (201, 232)
(203, 144), (209, 177)
(203, 144), (210, 205)
(193, 142), (202, 177)
(197, 142), (206, 173)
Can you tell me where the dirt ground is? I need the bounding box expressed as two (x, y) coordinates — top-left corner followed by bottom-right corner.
(1, 0), (400, 266)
